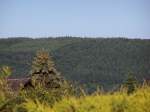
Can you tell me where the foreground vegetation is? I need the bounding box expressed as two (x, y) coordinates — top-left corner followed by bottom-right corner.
(25, 86), (150, 112)
(0, 79), (150, 112)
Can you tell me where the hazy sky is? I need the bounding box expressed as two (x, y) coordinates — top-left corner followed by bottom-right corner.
(0, 0), (150, 38)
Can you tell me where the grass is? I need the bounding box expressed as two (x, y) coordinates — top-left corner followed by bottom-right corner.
(21, 85), (150, 112)
(0, 82), (150, 112)
(54, 86), (150, 112)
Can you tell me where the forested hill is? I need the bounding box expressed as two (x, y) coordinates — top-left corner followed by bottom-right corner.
(0, 37), (150, 91)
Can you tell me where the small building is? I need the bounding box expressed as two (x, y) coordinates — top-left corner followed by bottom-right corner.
(7, 78), (33, 91)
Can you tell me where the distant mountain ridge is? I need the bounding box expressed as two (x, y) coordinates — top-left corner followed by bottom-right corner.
(0, 37), (150, 91)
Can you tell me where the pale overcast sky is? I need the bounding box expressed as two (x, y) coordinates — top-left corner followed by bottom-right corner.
(0, 0), (150, 38)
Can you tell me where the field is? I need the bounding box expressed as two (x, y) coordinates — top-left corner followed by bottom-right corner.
(47, 86), (150, 112)
(1, 84), (150, 112)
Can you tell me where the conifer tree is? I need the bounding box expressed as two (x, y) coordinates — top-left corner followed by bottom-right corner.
(124, 72), (137, 94)
(30, 50), (64, 89)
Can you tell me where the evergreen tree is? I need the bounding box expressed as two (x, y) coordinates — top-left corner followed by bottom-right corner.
(30, 50), (64, 89)
(26, 50), (74, 105)
(124, 72), (137, 94)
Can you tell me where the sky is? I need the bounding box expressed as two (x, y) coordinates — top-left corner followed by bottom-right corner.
(0, 0), (150, 38)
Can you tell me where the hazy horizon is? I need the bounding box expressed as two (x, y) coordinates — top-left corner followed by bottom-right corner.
(0, 0), (150, 39)
(0, 36), (150, 40)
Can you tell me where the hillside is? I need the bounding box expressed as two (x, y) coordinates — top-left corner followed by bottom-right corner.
(0, 37), (150, 91)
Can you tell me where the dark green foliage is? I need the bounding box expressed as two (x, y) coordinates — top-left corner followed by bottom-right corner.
(0, 37), (150, 91)
(124, 72), (137, 94)
(53, 38), (150, 91)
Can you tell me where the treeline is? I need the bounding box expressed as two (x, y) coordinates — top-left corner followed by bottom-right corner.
(0, 37), (150, 91)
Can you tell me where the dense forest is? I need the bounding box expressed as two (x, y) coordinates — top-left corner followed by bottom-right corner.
(0, 37), (150, 91)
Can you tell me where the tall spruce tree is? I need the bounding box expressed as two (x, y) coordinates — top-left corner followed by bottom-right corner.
(30, 50), (64, 89)
(22, 50), (73, 105)
(124, 72), (137, 94)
